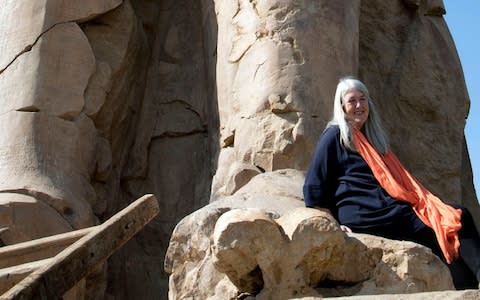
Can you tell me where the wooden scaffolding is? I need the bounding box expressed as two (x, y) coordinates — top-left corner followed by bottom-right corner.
(0, 194), (159, 299)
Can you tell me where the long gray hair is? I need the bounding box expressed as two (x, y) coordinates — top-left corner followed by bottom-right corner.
(327, 77), (389, 153)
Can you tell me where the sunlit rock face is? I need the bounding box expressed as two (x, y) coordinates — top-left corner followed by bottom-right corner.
(0, 0), (477, 298)
(166, 204), (454, 299)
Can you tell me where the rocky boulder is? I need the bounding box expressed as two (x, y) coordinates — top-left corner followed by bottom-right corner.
(0, 0), (478, 298)
(165, 183), (454, 299)
(165, 169), (456, 299)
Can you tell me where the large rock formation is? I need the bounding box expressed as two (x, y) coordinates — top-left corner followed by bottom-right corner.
(165, 170), (476, 299)
(165, 201), (456, 299)
(0, 0), (477, 298)
(211, 0), (359, 199)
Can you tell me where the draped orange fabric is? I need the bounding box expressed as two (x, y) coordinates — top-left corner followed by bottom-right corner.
(352, 128), (462, 263)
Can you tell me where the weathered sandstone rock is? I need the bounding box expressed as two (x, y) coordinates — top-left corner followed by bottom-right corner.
(0, 0), (478, 298)
(0, 0), (140, 297)
(166, 199), (454, 299)
(0, 23), (94, 119)
(0, 0), (121, 72)
(212, 0), (360, 200)
(298, 289), (480, 300)
(359, 0), (475, 218)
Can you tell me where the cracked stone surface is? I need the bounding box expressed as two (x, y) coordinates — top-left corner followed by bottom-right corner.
(0, 0), (478, 299)
(166, 204), (454, 299)
(211, 0), (360, 201)
(0, 0), (124, 236)
(0, 22), (95, 119)
(0, 0), (121, 72)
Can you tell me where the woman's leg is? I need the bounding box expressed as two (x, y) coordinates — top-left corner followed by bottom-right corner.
(413, 225), (478, 289)
(456, 206), (480, 288)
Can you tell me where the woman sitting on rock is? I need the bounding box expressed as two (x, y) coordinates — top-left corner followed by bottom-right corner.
(303, 76), (480, 289)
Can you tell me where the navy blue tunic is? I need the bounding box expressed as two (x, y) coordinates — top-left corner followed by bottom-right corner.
(303, 125), (426, 239)
(305, 126), (480, 288)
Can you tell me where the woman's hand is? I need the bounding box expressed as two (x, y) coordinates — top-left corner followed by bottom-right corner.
(340, 225), (352, 233)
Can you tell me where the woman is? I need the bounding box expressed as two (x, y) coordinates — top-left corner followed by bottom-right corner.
(303, 76), (480, 289)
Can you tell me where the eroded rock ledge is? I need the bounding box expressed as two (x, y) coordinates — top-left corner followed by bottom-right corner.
(165, 169), (455, 300)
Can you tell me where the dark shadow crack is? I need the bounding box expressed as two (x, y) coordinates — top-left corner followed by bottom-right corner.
(153, 127), (208, 139)
(0, 188), (76, 229)
(0, 21), (79, 75)
(16, 106), (40, 113)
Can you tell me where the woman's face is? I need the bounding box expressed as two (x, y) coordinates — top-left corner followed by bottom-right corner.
(343, 88), (369, 129)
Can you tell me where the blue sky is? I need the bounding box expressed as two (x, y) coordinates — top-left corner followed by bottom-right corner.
(444, 0), (479, 201)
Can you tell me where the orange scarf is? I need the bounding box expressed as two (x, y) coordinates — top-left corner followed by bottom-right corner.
(352, 128), (462, 263)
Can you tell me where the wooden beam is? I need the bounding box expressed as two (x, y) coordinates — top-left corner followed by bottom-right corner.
(1, 194), (159, 300)
(0, 227), (95, 269)
(0, 259), (52, 295)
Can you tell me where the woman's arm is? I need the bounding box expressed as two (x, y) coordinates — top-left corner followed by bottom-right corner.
(303, 126), (340, 211)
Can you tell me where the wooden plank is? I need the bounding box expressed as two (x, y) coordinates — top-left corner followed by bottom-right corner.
(0, 194), (159, 300)
(0, 259), (52, 295)
(0, 227), (95, 269)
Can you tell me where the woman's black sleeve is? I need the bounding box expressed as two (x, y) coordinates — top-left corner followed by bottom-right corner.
(303, 127), (340, 210)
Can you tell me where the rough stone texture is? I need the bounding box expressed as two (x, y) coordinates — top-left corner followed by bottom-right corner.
(298, 289), (480, 299)
(0, 0), (124, 241)
(0, 23), (95, 119)
(102, 1), (219, 298)
(211, 0), (360, 200)
(166, 203), (455, 299)
(165, 170), (306, 299)
(0, 0), (122, 72)
(358, 0), (480, 226)
(0, 0), (478, 299)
